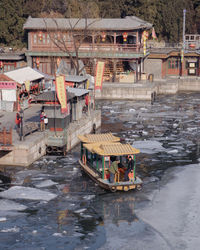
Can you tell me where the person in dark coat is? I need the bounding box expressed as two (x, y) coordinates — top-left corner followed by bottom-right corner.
(124, 156), (134, 181)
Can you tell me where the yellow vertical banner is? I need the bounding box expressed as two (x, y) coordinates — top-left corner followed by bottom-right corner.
(25, 80), (30, 92)
(95, 61), (105, 90)
(86, 79), (90, 89)
(56, 75), (67, 113)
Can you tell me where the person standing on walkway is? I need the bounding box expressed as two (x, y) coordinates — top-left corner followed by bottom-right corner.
(15, 112), (21, 134)
(40, 111), (45, 131)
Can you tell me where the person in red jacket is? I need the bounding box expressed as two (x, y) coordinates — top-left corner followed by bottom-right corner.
(15, 112), (21, 134)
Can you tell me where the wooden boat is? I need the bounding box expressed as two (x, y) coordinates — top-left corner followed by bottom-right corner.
(78, 133), (142, 192)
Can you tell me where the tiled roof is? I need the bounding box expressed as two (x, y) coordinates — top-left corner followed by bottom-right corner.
(78, 133), (120, 143)
(65, 75), (88, 83)
(0, 53), (25, 61)
(0, 74), (15, 82)
(67, 87), (89, 97)
(34, 90), (74, 102)
(93, 143), (140, 156)
(24, 16), (152, 31)
(5, 67), (44, 84)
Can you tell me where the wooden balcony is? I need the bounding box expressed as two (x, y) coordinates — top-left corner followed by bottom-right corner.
(28, 43), (147, 59)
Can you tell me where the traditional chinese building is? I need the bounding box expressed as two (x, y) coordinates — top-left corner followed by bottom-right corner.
(0, 74), (18, 112)
(23, 16), (152, 82)
(0, 52), (26, 73)
(144, 34), (200, 79)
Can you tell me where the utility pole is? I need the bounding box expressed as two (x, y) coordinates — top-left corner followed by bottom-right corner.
(181, 9), (186, 76)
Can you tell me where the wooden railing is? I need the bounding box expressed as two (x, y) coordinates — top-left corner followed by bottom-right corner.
(31, 43), (142, 53)
(0, 127), (12, 146)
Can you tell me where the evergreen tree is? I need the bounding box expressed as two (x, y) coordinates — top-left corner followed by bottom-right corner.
(0, 0), (26, 47)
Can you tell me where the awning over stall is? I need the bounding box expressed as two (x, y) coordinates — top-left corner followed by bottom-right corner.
(5, 66), (44, 84)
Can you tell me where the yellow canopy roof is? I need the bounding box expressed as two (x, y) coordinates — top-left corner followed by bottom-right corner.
(92, 143), (140, 156)
(83, 142), (119, 153)
(78, 133), (120, 143)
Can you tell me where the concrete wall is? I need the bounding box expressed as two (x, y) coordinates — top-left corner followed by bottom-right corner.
(178, 78), (200, 91)
(0, 132), (46, 167)
(144, 58), (162, 79)
(95, 83), (158, 101)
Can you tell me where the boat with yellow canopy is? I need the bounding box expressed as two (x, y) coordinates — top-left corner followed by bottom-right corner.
(78, 133), (142, 192)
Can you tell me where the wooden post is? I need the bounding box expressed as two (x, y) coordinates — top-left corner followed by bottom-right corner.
(136, 60), (138, 82)
(102, 156), (105, 179)
(9, 127), (12, 145)
(133, 155), (136, 182)
(113, 60), (116, 82)
(3, 127), (6, 145)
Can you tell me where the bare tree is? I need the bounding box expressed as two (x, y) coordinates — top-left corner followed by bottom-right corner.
(42, 2), (102, 75)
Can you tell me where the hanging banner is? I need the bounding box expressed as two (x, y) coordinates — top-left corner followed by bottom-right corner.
(25, 80), (30, 92)
(95, 61), (105, 90)
(55, 75), (68, 113)
(86, 79), (90, 89)
(142, 31), (148, 56)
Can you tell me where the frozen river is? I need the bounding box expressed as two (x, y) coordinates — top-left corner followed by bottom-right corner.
(1, 92), (200, 250)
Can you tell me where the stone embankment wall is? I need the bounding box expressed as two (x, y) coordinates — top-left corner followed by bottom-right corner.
(0, 132), (46, 167)
(67, 110), (101, 151)
(0, 110), (101, 167)
(96, 78), (200, 101)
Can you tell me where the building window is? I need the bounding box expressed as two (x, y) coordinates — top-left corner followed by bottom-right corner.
(33, 34), (37, 44)
(168, 59), (179, 69)
(43, 34), (46, 44)
(47, 34), (50, 44)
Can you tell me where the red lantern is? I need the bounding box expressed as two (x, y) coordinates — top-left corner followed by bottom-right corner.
(38, 32), (43, 41)
(101, 32), (106, 42)
(123, 32), (128, 42)
(0, 61), (3, 69)
(36, 57), (40, 68)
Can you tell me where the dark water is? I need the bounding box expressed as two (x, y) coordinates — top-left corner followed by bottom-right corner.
(0, 92), (200, 249)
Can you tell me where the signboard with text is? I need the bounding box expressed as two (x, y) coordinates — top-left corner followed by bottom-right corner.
(55, 75), (68, 114)
(95, 61), (105, 90)
(0, 81), (16, 89)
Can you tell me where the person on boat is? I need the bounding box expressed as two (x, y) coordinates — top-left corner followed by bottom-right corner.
(124, 156), (134, 181)
(109, 156), (119, 183)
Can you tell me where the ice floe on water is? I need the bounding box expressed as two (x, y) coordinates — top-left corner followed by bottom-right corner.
(83, 195), (95, 201)
(133, 140), (166, 154)
(167, 149), (179, 154)
(35, 179), (58, 188)
(1, 227), (20, 233)
(13, 170), (41, 185)
(0, 199), (27, 211)
(0, 186), (57, 201)
(74, 208), (87, 214)
(0, 217), (6, 222)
